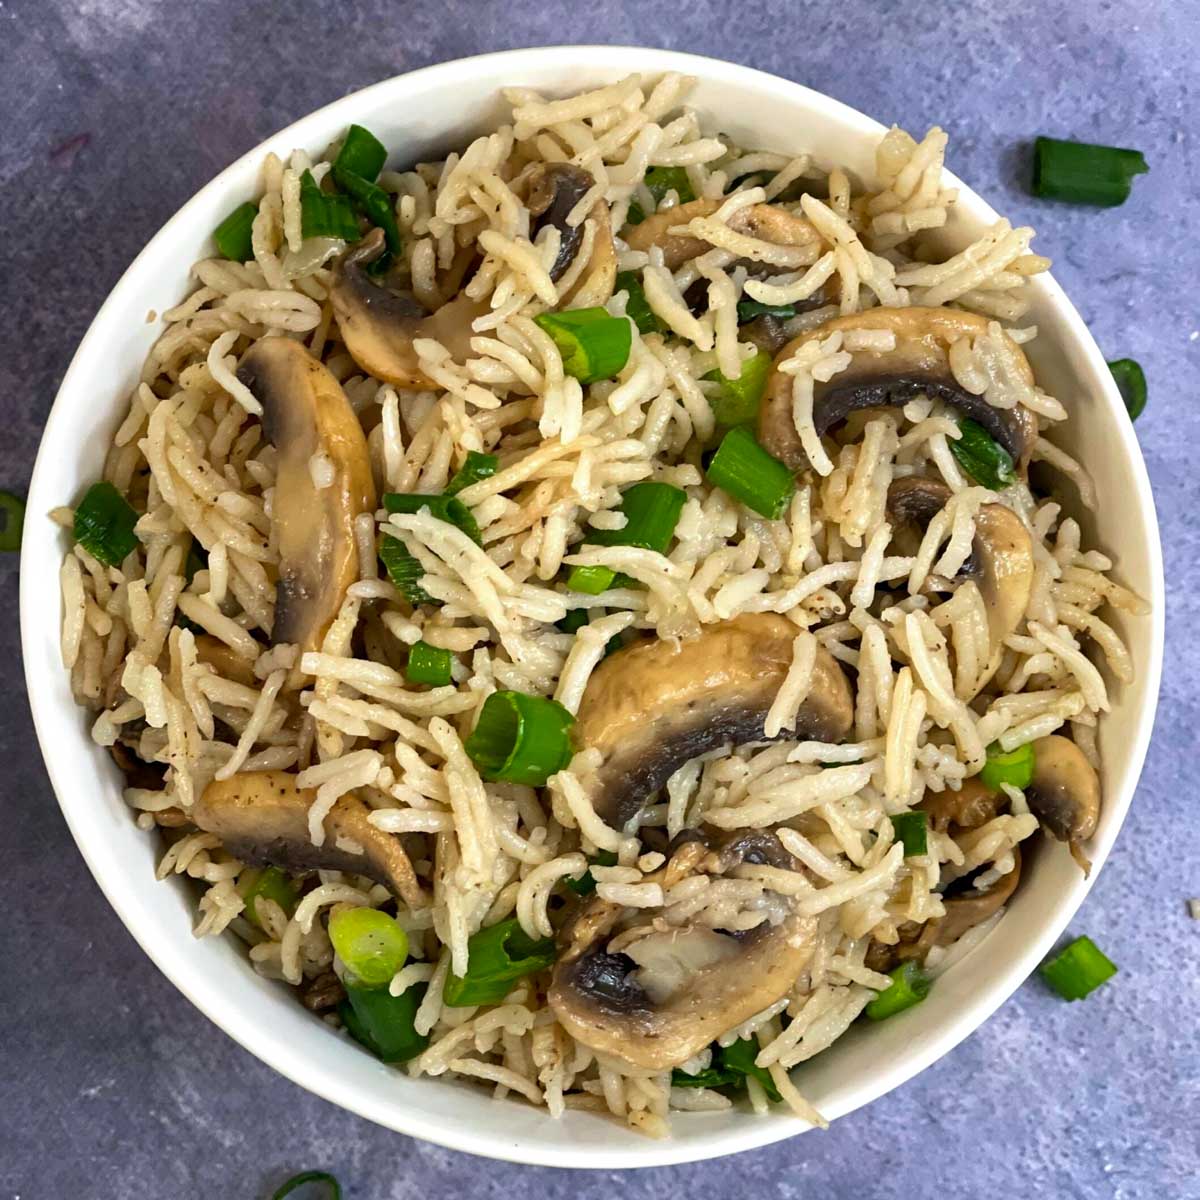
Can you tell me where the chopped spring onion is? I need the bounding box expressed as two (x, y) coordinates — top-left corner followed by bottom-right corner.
(563, 850), (618, 896)
(299, 169), (360, 243)
(383, 491), (481, 544)
(443, 917), (557, 1007)
(333, 163), (403, 257)
(446, 451), (498, 495)
(865, 961), (931, 1020)
(237, 866), (297, 929)
(980, 741), (1036, 791)
(212, 201), (258, 262)
(534, 307), (632, 385)
(890, 811), (929, 858)
(333, 124), (387, 184)
(406, 639), (453, 687)
(379, 534), (435, 606)
(1032, 136), (1148, 207)
(464, 689), (575, 787)
(645, 166), (696, 206)
(615, 270), (666, 335)
(949, 418), (1015, 491)
(340, 981), (430, 1062)
(705, 425), (795, 520)
(588, 481), (687, 554)
(566, 565), (616, 594)
(1039, 935), (1117, 1000)
(703, 349), (773, 426)
(1108, 358), (1147, 421)
(555, 609), (589, 634)
(328, 906), (409, 988)
(736, 298), (797, 323)
(271, 1171), (342, 1200)
(670, 1038), (781, 1102)
(73, 481), (139, 566)
(0, 491), (25, 552)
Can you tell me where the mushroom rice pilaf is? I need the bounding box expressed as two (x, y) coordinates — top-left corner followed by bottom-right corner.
(57, 73), (1147, 1135)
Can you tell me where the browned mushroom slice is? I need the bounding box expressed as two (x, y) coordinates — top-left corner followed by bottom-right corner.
(192, 634), (256, 687)
(193, 770), (425, 909)
(758, 307), (1039, 472)
(1026, 735), (1101, 873)
(935, 845), (1022, 946)
(237, 339), (376, 681)
(919, 776), (1006, 833)
(573, 613), (854, 829)
(329, 228), (489, 389)
(886, 476), (1034, 693)
(548, 831), (817, 1069)
(624, 198), (823, 271)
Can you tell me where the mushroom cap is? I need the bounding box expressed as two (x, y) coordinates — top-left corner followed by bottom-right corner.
(919, 775), (1006, 833)
(1027, 734), (1101, 846)
(237, 338), (376, 679)
(758, 307), (1039, 472)
(573, 613), (854, 829)
(935, 845), (1022, 947)
(548, 831), (818, 1069)
(193, 770), (425, 909)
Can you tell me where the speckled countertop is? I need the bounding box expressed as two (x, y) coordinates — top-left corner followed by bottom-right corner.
(1, 1), (1197, 1196)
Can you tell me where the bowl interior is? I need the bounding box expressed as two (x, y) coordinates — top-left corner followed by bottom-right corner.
(20, 46), (1164, 1168)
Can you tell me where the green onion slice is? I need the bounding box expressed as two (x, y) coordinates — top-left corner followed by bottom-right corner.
(705, 425), (796, 520)
(555, 608), (590, 634)
(615, 269), (666, 335)
(1039, 935), (1117, 1000)
(1107, 358), (1146, 421)
(534, 308), (632, 384)
(980, 741), (1036, 791)
(563, 850), (618, 896)
(949, 418), (1016, 491)
(644, 165), (696, 206)
(272, 1171), (342, 1200)
(379, 534), (435, 606)
(73, 481), (139, 566)
(464, 690), (575, 787)
(1032, 136), (1148, 207)
(670, 1038), (781, 1101)
(589, 481), (686, 554)
(299, 169), (360, 243)
(333, 124), (387, 184)
(328, 906), (409, 988)
(889, 811), (929, 858)
(443, 917), (557, 1007)
(703, 350), (773, 426)
(340, 981), (429, 1062)
(237, 866), (297, 930)
(0, 491), (25, 552)
(566, 565), (616, 594)
(383, 492), (481, 544)
(446, 451), (498, 495)
(736, 298), (797, 323)
(406, 640), (453, 687)
(213, 201), (258, 262)
(332, 164), (402, 256)
(865, 961), (931, 1020)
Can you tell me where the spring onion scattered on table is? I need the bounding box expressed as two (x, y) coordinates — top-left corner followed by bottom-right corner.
(0, 491), (25, 552)
(299, 169), (360, 243)
(446, 451), (498, 495)
(271, 1171), (342, 1200)
(464, 690), (575, 787)
(406, 640), (453, 687)
(703, 349), (773, 426)
(535, 307), (632, 384)
(615, 270), (666, 336)
(73, 481), (139, 566)
(237, 866), (297, 930)
(384, 491), (481, 544)
(1032, 136), (1148, 207)
(705, 425), (795, 519)
(890, 811), (929, 858)
(949, 418), (1015, 491)
(865, 961), (931, 1020)
(333, 124), (387, 184)
(1108, 358), (1147, 421)
(213, 201), (258, 262)
(329, 906), (409, 988)
(340, 982), (429, 1062)
(379, 534), (435, 606)
(443, 917), (557, 1007)
(980, 741), (1036, 791)
(1039, 935), (1117, 1000)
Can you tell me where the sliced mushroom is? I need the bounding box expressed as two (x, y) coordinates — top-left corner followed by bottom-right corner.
(1026, 735), (1101, 873)
(758, 307), (1039, 472)
(193, 770), (425, 909)
(573, 613), (854, 829)
(624, 198), (823, 270)
(549, 831), (818, 1069)
(919, 776), (1006, 833)
(935, 845), (1022, 946)
(237, 339), (376, 679)
(886, 476), (1034, 694)
(526, 164), (617, 307)
(329, 228), (489, 389)
(192, 634), (256, 687)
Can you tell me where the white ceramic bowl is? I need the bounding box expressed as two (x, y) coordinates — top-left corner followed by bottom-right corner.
(21, 45), (1164, 1168)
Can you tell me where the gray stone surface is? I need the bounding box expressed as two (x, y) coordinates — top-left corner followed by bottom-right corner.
(2, 1), (1198, 1196)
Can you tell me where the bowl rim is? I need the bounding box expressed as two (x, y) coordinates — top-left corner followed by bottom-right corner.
(20, 43), (1165, 1169)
